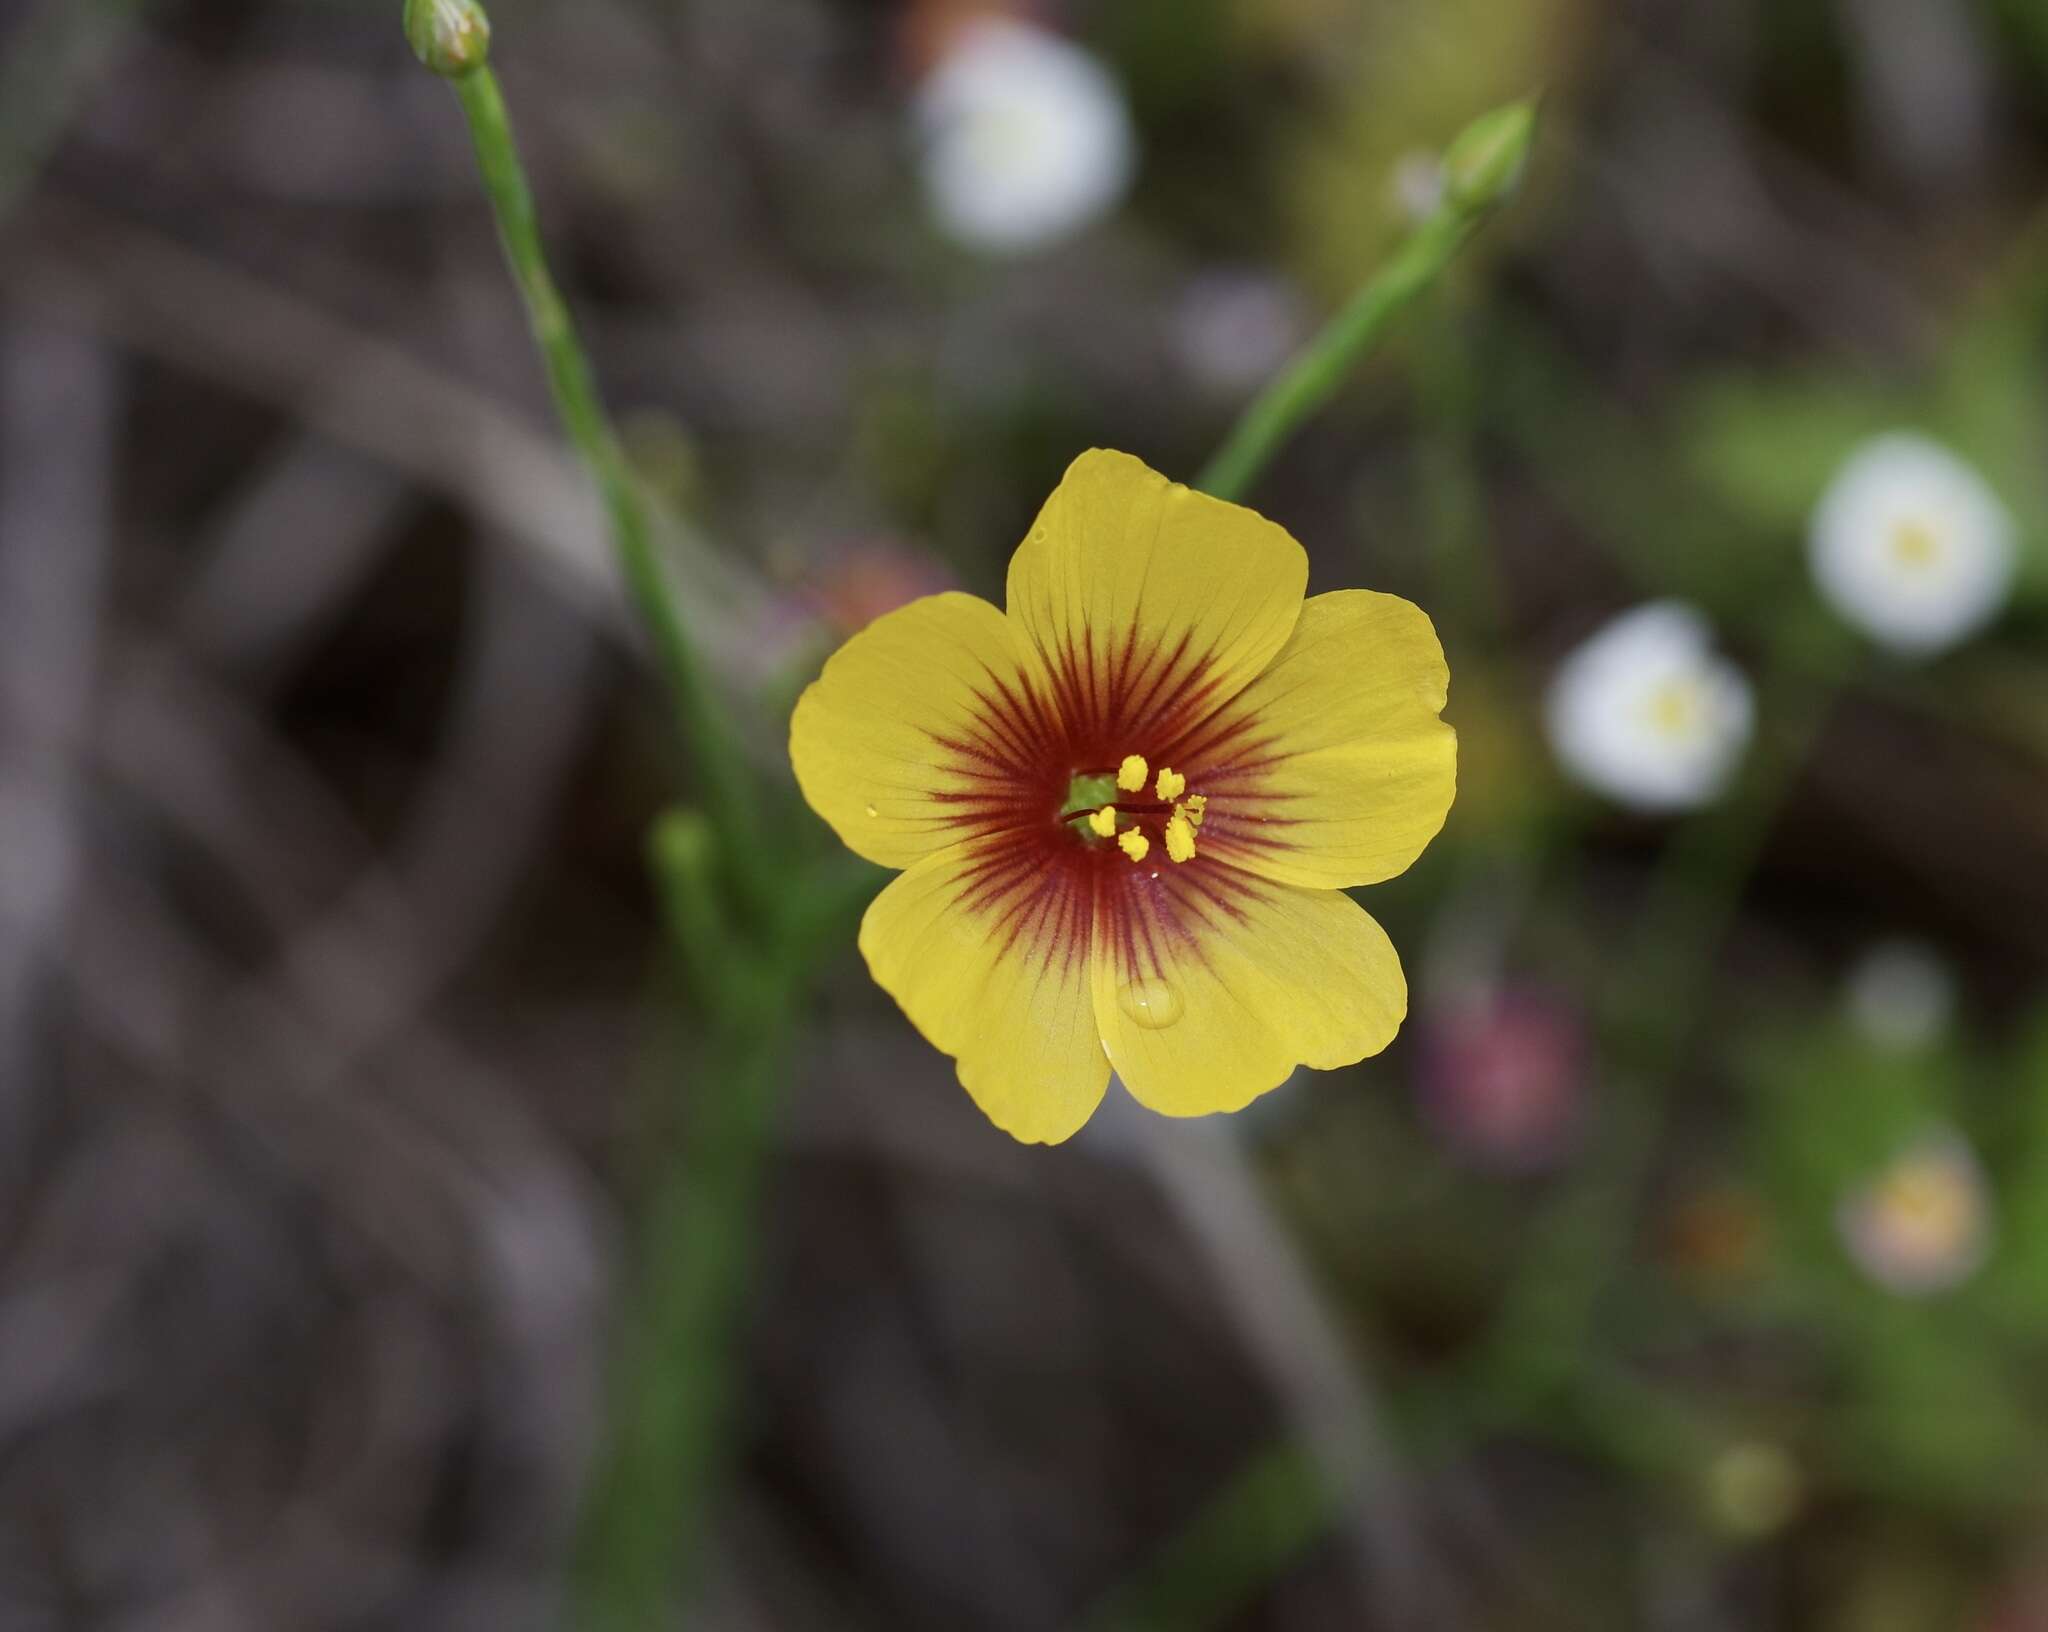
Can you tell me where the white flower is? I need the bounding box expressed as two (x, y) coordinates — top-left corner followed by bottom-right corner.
(1172, 270), (1303, 395)
(1808, 433), (2017, 656)
(1837, 1127), (1991, 1296)
(913, 19), (1136, 256)
(1543, 602), (1755, 812)
(1844, 938), (1956, 1052)
(1389, 150), (1446, 223)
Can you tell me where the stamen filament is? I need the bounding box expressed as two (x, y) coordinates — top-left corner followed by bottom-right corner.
(1062, 799), (1176, 825)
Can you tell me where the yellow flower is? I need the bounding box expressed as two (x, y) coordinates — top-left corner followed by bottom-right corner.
(789, 449), (1456, 1143)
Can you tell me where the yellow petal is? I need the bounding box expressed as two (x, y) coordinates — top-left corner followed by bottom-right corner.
(791, 591), (1057, 870)
(860, 834), (1107, 1143)
(1005, 450), (1307, 747)
(1170, 590), (1455, 890)
(1092, 862), (1407, 1117)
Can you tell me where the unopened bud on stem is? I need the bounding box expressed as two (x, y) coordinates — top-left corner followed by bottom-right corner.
(1442, 99), (1537, 215)
(405, 0), (491, 78)
(651, 808), (716, 882)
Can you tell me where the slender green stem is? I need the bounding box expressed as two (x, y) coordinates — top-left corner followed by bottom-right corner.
(430, 41), (811, 1628)
(573, 815), (797, 1627)
(646, 808), (779, 1019)
(577, 1017), (790, 1628)
(1198, 206), (1486, 504)
(447, 67), (765, 902)
(1199, 98), (1535, 503)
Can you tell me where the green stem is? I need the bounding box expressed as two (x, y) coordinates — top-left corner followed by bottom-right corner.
(575, 813), (850, 1626)
(447, 67), (765, 903)
(1197, 206), (1485, 504)
(576, 1015), (790, 1628)
(432, 42), (809, 1627)
(564, 812), (807, 1627)
(647, 808), (775, 1019)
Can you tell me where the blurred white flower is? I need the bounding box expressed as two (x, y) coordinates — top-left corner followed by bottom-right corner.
(1543, 602), (1754, 812)
(1389, 149), (1445, 222)
(1808, 433), (2016, 657)
(1837, 1127), (1991, 1296)
(1845, 938), (1956, 1052)
(913, 18), (1135, 256)
(1171, 270), (1304, 395)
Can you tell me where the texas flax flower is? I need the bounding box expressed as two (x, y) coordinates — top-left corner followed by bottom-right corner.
(790, 450), (1456, 1143)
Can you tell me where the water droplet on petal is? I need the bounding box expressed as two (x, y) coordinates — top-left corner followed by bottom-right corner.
(864, 803), (878, 817)
(1118, 976), (1183, 1031)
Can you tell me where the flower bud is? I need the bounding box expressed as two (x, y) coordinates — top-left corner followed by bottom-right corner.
(651, 808), (715, 881)
(405, 0), (491, 78)
(1416, 984), (1585, 1171)
(1442, 99), (1537, 215)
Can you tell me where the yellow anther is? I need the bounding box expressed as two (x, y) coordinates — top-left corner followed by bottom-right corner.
(1116, 754), (1148, 793)
(1118, 829), (1150, 862)
(1087, 805), (1118, 838)
(1182, 794), (1207, 828)
(1155, 767), (1186, 801)
(1164, 811), (1197, 864)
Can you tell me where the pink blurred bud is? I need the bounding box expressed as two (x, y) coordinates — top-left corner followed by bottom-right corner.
(1172, 270), (1306, 396)
(1416, 985), (1586, 1170)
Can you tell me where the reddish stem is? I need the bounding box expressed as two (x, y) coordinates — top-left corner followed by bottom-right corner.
(1061, 800), (1175, 827)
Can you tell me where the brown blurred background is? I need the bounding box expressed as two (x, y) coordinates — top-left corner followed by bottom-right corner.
(5, 0), (2048, 1628)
